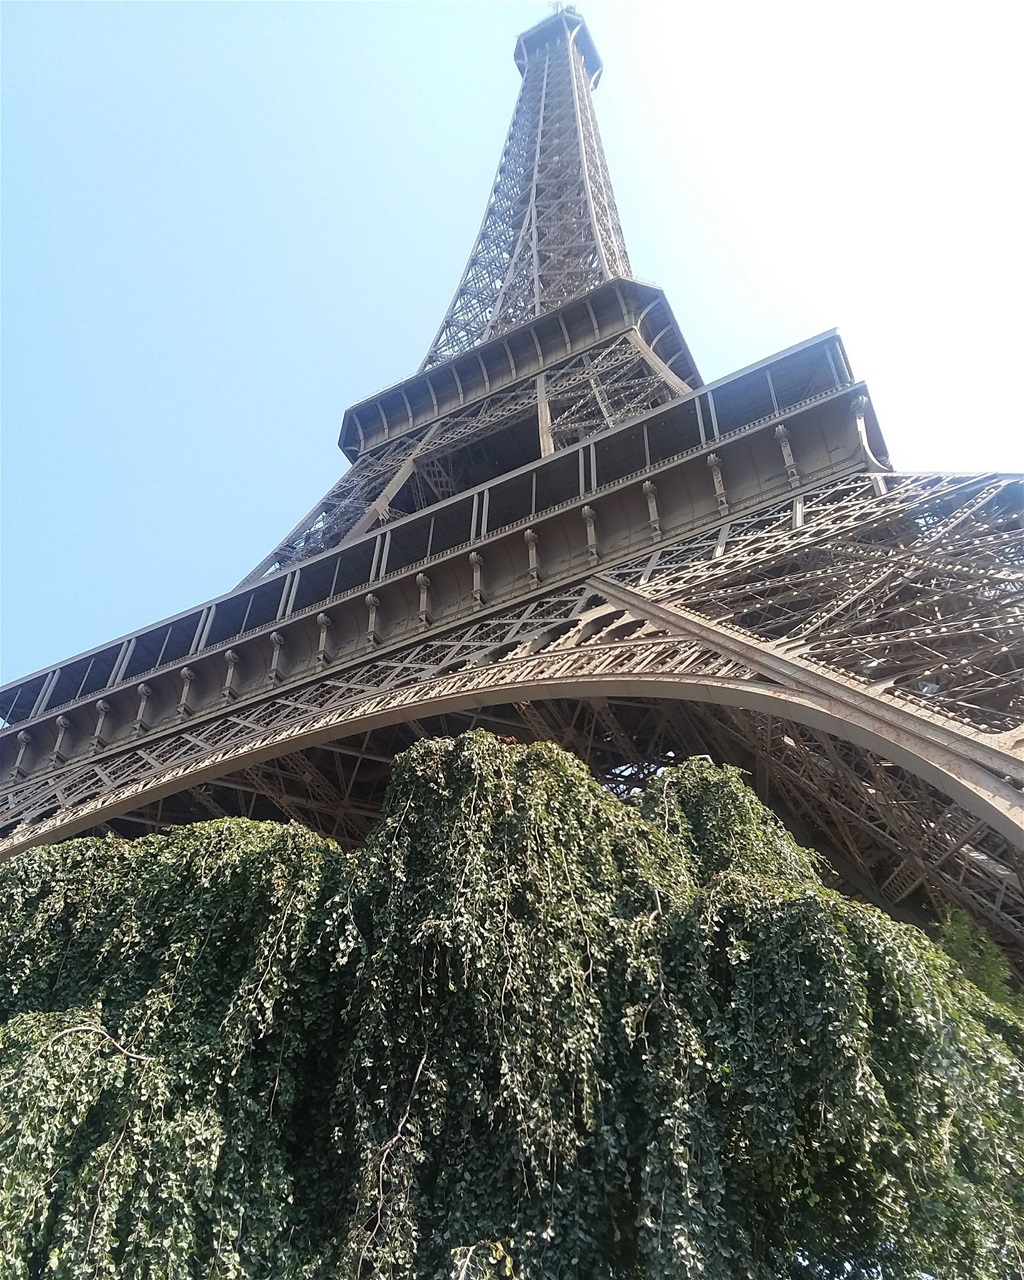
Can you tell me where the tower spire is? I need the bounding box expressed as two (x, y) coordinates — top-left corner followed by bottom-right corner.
(421, 9), (631, 370)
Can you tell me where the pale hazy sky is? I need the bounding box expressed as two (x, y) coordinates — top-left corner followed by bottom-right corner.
(2, 0), (1020, 684)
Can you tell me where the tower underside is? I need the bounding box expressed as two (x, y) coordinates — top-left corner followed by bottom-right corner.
(3, 347), (1022, 963)
(1, 11), (1022, 971)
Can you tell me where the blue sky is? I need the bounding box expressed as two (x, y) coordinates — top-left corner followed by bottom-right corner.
(2, 0), (1020, 685)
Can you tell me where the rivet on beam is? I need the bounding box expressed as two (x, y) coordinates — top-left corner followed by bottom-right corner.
(11, 730), (32, 779)
(775, 423), (800, 489)
(365, 593), (382, 647)
(469, 551), (487, 607)
(176, 671), (196, 720)
(416, 574), (434, 627)
(524, 528), (541, 587)
(642, 480), (662, 540)
(707, 453), (729, 516)
(268, 633), (286, 684)
(51, 715), (71, 765)
(316, 614), (333, 667)
(133, 683), (154, 735)
(92, 700), (113, 749)
(222, 651), (241, 700)
(581, 505), (599, 566)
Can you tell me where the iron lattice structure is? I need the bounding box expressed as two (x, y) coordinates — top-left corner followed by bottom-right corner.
(2, 12), (1022, 968)
(421, 12), (630, 369)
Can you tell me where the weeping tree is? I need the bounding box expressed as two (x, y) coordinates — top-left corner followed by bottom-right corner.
(1, 732), (1022, 1279)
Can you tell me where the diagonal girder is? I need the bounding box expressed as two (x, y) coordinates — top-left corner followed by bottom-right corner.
(592, 573), (1023, 846)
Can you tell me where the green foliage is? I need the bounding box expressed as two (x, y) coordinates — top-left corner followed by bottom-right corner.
(1, 733), (1022, 1278)
(936, 907), (1024, 1017)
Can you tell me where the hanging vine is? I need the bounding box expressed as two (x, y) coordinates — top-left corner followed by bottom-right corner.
(1, 732), (1022, 1278)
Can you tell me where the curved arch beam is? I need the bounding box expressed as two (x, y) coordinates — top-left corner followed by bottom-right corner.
(1, 660), (1020, 861)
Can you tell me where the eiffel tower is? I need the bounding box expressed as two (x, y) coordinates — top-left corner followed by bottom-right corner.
(2, 11), (1022, 966)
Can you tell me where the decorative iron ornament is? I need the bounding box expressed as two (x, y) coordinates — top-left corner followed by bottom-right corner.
(420, 11), (631, 370)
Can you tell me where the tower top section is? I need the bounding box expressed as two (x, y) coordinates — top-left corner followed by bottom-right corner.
(514, 10), (603, 84)
(420, 8), (632, 370)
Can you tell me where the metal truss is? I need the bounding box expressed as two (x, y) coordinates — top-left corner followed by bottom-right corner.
(2, 469), (1021, 964)
(421, 331), (676, 455)
(244, 437), (421, 580)
(421, 11), (631, 370)
(244, 328), (681, 580)
(1, 9), (1021, 977)
(600, 471), (1024, 736)
(240, 7), (667, 589)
